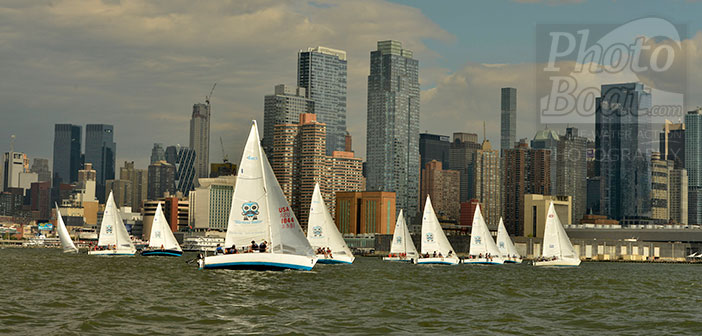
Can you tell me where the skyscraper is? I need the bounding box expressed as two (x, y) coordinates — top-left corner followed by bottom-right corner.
(420, 160), (460, 221)
(298, 46), (347, 155)
(531, 128), (559, 196)
(473, 139), (501, 227)
(650, 152), (671, 223)
(85, 124), (115, 203)
(147, 161), (175, 200)
(448, 132), (480, 202)
(119, 161), (147, 211)
(503, 141), (550, 235)
(366, 40), (420, 223)
(190, 103), (210, 180)
(660, 121), (685, 170)
(500, 88), (517, 153)
(30, 158), (51, 183)
(556, 127), (587, 224)
(166, 145), (196, 195)
(262, 84), (314, 154)
(685, 108), (702, 224)
(52, 124), (82, 185)
(150, 143), (165, 164)
(419, 133), (451, 169)
(596, 83), (652, 221)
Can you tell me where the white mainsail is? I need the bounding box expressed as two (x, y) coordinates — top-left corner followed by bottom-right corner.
(56, 205), (78, 253)
(147, 202), (182, 251)
(224, 121), (314, 257)
(306, 183), (353, 259)
(420, 196), (456, 257)
(542, 201), (577, 259)
(389, 209), (418, 257)
(496, 217), (520, 259)
(97, 192), (135, 251)
(469, 204), (501, 257)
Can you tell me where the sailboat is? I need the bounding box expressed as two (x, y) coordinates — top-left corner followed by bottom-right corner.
(464, 204), (504, 265)
(383, 209), (419, 263)
(56, 204), (78, 253)
(496, 218), (522, 264)
(88, 191), (136, 256)
(417, 196), (459, 265)
(534, 201), (581, 267)
(141, 203), (183, 256)
(203, 121), (317, 271)
(306, 183), (354, 264)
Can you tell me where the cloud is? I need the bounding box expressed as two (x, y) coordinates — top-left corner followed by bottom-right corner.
(0, 0), (452, 168)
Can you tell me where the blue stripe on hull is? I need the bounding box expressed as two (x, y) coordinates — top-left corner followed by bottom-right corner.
(141, 250), (183, 257)
(418, 261), (456, 265)
(204, 261), (313, 271)
(504, 260), (521, 264)
(464, 261), (502, 265)
(316, 259), (352, 265)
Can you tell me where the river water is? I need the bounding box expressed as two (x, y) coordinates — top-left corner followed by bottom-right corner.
(1, 248), (701, 335)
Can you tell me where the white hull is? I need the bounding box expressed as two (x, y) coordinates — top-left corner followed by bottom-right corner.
(417, 257), (459, 265)
(315, 254), (354, 264)
(383, 256), (417, 263)
(204, 252), (317, 271)
(88, 249), (136, 256)
(63, 248), (79, 254)
(463, 257), (505, 265)
(533, 258), (581, 267)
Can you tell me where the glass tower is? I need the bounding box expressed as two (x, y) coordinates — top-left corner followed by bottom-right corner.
(500, 88), (517, 154)
(366, 40), (420, 223)
(52, 124), (82, 185)
(298, 46), (347, 155)
(85, 124), (116, 203)
(685, 108), (702, 224)
(595, 82), (652, 221)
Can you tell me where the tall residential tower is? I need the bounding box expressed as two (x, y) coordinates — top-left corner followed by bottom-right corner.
(190, 103), (210, 180)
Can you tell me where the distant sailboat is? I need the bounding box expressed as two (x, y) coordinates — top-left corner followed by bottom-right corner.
(534, 201), (581, 267)
(203, 121), (317, 271)
(142, 202), (183, 256)
(417, 196), (459, 265)
(496, 218), (522, 264)
(56, 204), (78, 253)
(464, 204), (504, 265)
(88, 191), (136, 256)
(383, 209), (419, 263)
(306, 183), (354, 264)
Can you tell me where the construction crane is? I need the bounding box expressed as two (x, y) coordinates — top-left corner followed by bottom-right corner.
(220, 136), (229, 163)
(205, 82), (217, 106)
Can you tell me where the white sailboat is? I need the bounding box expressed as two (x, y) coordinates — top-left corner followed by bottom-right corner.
(534, 201), (581, 267)
(306, 183), (354, 264)
(464, 204), (504, 265)
(417, 196), (459, 265)
(88, 191), (136, 256)
(56, 204), (78, 253)
(496, 218), (522, 264)
(142, 202), (183, 256)
(203, 121), (317, 271)
(383, 209), (419, 263)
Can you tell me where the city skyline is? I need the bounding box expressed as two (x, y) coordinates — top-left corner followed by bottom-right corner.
(7, 1), (702, 168)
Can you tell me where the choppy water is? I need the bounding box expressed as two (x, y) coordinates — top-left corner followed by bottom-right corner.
(1, 248), (702, 335)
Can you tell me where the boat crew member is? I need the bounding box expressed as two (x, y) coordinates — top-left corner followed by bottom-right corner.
(215, 244), (223, 255)
(259, 241), (267, 252)
(250, 240), (258, 252)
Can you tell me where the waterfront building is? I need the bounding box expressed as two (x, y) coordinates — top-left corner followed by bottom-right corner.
(420, 160), (460, 221)
(190, 103), (210, 179)
(147, 161), (175, 200)
(419, 133), (451, 169)
(448, 133), (480, 203)
(595, 82), (652, 221)
(52, 124), (82, 185)
(262, 84), (314, 155)
(335, 191), (396, 234)
(557, 127), (588, 224)
(188, 175), (236, 231)
(298, 46), (347, 155)
(503, 140), (550, 235)
(500, 87), (517, 154)
(686, 108), (702, 225)
(660, 120), (685, 169)
(473, 139), (501, 227)
(366, 40), (420, 224)
(523, 194), (571, 237)
(85, 124), (115, 203)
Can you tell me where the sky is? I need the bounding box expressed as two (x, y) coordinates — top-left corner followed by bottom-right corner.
(2, 0), (702, 170)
